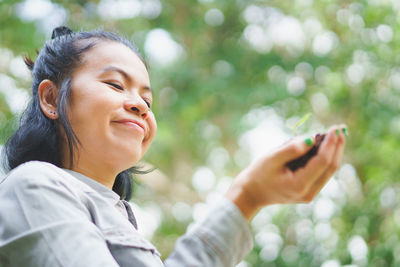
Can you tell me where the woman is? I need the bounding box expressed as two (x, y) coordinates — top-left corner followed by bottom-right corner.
(0, 26), (346, 266)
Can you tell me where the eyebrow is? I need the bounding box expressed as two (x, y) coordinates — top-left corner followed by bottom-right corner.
(100, 66), (152, 92)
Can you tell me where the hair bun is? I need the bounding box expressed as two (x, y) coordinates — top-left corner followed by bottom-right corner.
(51, 26), (73, 39)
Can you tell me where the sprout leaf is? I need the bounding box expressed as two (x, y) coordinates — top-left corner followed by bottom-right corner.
(293, 113), (312, 135)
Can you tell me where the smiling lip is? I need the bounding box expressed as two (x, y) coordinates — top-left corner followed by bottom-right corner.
(113, 119), (146, 134)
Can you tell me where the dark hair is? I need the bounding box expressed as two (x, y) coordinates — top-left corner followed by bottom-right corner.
(3, 26), (148, 200)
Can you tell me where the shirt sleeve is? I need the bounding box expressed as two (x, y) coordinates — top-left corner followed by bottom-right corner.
(164, 197), (254, 267)
(0, 162), (120, 267)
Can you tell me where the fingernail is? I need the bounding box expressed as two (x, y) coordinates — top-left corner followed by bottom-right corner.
(305, 138), (313, 146)
(336, 129), (340, 136)
(342, 127), (348, 136)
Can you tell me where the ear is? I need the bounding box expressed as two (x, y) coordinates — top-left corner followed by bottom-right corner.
(38, 79), (59, 119)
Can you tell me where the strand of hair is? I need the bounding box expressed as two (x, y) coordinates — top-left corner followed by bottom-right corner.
(23, 55), (34, 71)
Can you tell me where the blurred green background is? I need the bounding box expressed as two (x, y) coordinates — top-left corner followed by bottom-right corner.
(1, 0), (400, 266)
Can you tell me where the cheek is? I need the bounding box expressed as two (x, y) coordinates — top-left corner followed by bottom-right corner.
(70, 101), (107, 129)
(144, 112), (157, 144)
(68, 91), (119, 136)
(149, 112), (157, 136)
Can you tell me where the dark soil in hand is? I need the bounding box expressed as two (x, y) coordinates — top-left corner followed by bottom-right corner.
(286, 133), (326, 171)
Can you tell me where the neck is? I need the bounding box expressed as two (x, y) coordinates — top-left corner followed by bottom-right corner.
(62, 154), (118, 189)
(72, 165), (116, 189)
(61, 145), (119, 189)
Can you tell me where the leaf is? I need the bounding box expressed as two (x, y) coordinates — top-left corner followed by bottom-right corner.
(295, 113), (312, 129)
(293, 113), (312, 135)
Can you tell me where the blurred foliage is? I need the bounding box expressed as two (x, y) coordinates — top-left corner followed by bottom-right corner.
(2, 0), (400, 266)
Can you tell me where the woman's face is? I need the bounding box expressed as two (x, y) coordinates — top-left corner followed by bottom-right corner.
(64, 41), (156, 174)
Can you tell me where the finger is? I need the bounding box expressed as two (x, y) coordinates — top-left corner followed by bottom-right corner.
(292, 126), (339, 191)
(327, 124), (347, 173)
(273, 135), (315, 164)
(302, 125), (347, 200)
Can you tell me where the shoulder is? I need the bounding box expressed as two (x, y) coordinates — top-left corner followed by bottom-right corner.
(0, 161), (92, 215)
(0, 161), (81, 194)
(2, 161), (62, 183)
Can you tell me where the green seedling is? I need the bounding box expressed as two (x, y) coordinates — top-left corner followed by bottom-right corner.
(291, 112), (312, 136)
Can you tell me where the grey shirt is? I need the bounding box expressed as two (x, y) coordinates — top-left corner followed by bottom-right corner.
(0, 161), (253, 266)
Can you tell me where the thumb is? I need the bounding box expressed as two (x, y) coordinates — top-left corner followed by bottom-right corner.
(273, 136), (314, 164)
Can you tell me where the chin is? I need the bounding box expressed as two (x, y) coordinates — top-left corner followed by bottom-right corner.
(123, 152), (142, 167)
(112, 145), (146, 170)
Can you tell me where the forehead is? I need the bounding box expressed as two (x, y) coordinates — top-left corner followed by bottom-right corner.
(78, 41), (149, 83)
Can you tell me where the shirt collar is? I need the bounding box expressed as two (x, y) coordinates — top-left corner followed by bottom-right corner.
(62, 169), (121, 205)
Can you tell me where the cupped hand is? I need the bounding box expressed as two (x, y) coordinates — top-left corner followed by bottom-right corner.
(225, 125), (347, 221)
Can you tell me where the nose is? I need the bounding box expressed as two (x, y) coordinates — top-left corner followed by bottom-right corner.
(123, 94), (149, 119)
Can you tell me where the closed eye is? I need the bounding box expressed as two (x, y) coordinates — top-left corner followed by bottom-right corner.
(105, 82), (123, 90)
(144, 99), (152, 109)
